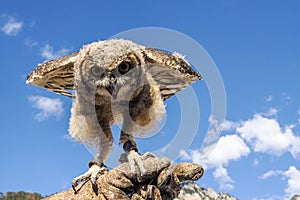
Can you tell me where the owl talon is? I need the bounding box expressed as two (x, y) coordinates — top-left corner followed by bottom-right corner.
(72, 164), (107, 194)
(128, 150), (146, 182)
(91, 177), (99, 195)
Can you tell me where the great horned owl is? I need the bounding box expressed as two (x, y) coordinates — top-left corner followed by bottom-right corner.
(26, 39), (202, 193)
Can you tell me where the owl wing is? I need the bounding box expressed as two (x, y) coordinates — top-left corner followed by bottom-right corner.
(143, 48), (202, 100)
(26, 52), (78, 98)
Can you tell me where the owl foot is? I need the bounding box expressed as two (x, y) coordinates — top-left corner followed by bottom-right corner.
(127, 150), (146, 182)
(72, 164), (107, 195)
(127, 151), (157, 182)
(123, 140), (156, 182)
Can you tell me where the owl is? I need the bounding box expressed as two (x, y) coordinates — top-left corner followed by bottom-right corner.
(26, 39), (202, 193)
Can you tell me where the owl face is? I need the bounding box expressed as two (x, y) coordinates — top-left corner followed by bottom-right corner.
(76, 40), (147, 100)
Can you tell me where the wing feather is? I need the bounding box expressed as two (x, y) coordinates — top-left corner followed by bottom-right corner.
(143, 48), (202, 100)
(26, 52), (78, 97)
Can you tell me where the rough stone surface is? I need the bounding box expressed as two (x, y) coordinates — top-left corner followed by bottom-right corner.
(291, 195), (300, 200)
(175, 181), (238, 200)
(42, 155), (203, 200)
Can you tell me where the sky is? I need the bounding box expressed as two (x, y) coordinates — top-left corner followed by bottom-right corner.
(0, 1), (300, 199)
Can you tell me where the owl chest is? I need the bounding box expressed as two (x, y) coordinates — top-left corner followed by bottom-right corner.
(94, 99), (153, 125)
(94, 84), (157, 126)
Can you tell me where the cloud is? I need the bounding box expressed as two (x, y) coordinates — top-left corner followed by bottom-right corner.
(181, 134), (250, 190)
(236, 114), (300, 159)
(296, 110), (300, 124)
(260, 166), (300, 199)
(253, 159), (259, 167)
(260, 108), (279, 117)
(281, 93), (292, 102)
(259, 170), (284, 179)
(284, 166), (300, 197)
(24, 38), (39, 47)
(199, 116), (241, 158)
(0, 15), (23, 36)
(221, 119), (241, 131)
(207, 116), (240, 132)
(266, 95), (273, 102)
(180, 108), (300, 193)
(252, 194), (284, 200)
(28, 96), (64, 121)
(213, 167), (235, 190)
(41, 44), (70, 60)
(200, 134), (250, 169)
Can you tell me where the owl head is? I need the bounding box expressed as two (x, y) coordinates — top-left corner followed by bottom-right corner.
(75, 39), (148, 100)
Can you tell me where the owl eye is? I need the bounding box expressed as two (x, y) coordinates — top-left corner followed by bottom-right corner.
(90, 66), (103, 77)
(118, 61), (132, 74)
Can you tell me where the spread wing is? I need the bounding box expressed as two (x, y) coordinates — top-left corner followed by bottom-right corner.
(143, 48), (202, 100)
(26, 52), (78, 98)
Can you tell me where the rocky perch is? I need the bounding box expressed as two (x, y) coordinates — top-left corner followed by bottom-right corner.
(175, 181), (238, 200)
(43, 154), (204, 200)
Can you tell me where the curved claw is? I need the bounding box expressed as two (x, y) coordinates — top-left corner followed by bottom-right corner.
(72, 164), (107, 194)
(91, 177), (99, 195)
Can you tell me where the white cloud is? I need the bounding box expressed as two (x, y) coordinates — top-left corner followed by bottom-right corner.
(207, 116), (240, 133)
(253, 159), (259, 167)
(284, 166), (300, 197)
(1, 15), (23, 36)
(179, 149), (191, 160)
(261, 108), (279, 117)
(199, 116), (241, 159)
(266, 95), (273, 102)
(63, 134), (77, 143)
(259, 166), (300, 199)
(222, 119), (241, 131)
(213, 167), (235, 190)
(41, 44), (70, 60)
(181, 134), (250, 190)
(200, 134), (250, 169)
(282, 93), (292, 101)
(252, 194), (284, 200)
(181, 108), (300, 193)
(24, 38), (39, 47)
(28, 96), (64, 121)
(259, 170), (284, 179)
(280, 93), (292, 106)
(236, 114), (300, 159)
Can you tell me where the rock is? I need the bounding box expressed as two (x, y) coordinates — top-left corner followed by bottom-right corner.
(175, 181), (238, 200)
(207, 188), (218, 199)
(291, 195), (300, 200)
(42, 155), (204, 200)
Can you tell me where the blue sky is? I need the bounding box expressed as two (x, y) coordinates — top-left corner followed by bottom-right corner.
(0, 1), (300, 199)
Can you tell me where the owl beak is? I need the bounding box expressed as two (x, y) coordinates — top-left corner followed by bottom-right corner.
(105, 78), (119, 99)
(105, 84), (116, 99)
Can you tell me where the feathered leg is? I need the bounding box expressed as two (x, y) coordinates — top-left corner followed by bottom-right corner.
(118, 83), (161, 181)
(119, 120), (148, 182)
(72, 122), (113, 194)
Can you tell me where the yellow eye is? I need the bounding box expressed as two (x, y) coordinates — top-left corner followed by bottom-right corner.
(118, 61), (132, 74)
(90, 66), (103, 77)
